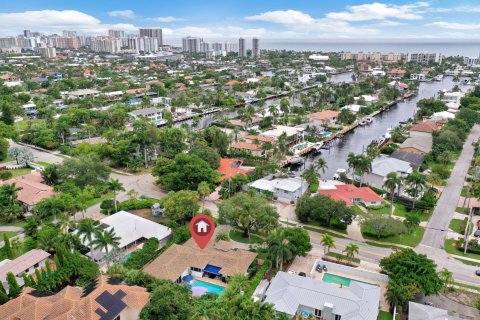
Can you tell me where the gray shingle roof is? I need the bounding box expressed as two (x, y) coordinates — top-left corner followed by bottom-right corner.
(390, 151), (424, 170)
(264, 272), (380, 319)
(371, 156), (412, 177)
(408, 302), (463, 320)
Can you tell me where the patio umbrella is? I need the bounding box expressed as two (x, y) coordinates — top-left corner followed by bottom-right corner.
(182, 275), (193, 282)
(192, 286), (208, 296)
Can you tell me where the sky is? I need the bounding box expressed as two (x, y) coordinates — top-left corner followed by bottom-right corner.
(1, 0), (480, 42)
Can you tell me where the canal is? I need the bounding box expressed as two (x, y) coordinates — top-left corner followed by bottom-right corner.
(294, 76), (458, 178)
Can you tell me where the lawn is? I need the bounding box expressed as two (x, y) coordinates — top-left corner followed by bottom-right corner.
(8, 168), (33, 177)
(365, 241), (404, 251)
(15, 119), (45, 131)
(444, 239), (480, 261)
(305, 220), (348, 235)
(369, 202), (431, 221)
(326, 251), (360, 264)
(84, 192), (113, 207)
(361, 226), (425, 247)
(229, 230), (265, 244)
(456, 207), (470, 214)
(449, 218), (473, 235)
(303, 226), (347, 239)
(0, 219), (26, 228)
(377, 310), (398, 320)
(461, 186), (469, 197)
(0, 231), (17, 239)
(32, 161), (53, 168)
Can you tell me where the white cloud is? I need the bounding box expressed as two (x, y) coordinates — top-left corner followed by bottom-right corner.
(326, 2), (428, 21)
(426, 21), (480, 30)
(374, 20), (407, 27)
(107, 10), (136, 19)
(151, 16), (185, 23)
(434, 6), (480, 13)
(0, 10), (137, 35)
(246, 10), (315, 25)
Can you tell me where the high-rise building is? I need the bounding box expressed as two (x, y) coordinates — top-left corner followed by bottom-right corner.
(37, 46), (57, 58)
(404, 52), (443, 64)
(139, 28), (163, 46)
(211, 42), (223, 51)
(108, 30), (125, 38)
(90, 37), (121, 53)
(62, 31), (77, 37)
(0, 37), (18, 49)
(182, 36), (203, 53)
(200, 42), (210, 53)
(54, 36), (81, 49)
(252, 38), (260, 58)
(127, 37), (159, 53)
(23, 30), (31, 38)
(238, 38), (246, 57)
(224, 43), (238, 53)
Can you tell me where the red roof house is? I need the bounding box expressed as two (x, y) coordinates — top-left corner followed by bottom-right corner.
(319, 184), (382, 207)
(218, 158), (252, 181)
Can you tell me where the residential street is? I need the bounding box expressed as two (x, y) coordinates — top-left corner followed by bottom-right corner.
(420, 124), (480, 248)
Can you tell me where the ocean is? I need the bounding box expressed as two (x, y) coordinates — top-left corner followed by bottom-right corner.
(258, 39), (480, 57)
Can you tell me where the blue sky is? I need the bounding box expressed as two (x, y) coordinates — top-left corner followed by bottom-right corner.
(1, 1), (480, 41)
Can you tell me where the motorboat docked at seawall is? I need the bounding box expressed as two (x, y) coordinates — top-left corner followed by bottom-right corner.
(384, 128), (392, 139)
(288, 155), (304, 165)
(434, 75), (444, 81)
(365, 117), (373, 124)
(359, 120), (367, 126)
(333, 168), (347, 180)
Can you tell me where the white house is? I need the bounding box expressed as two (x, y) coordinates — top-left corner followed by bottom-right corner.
(129, 107), (165, 126)
(443, 91), (465, 111)
(362, 156), (413, 191)
(354, 95), (378, 106)
(309, 54), (329, 61)
(264, 272), (381, 320)
(83, 210), (171, 262)
(21, 103), (38, 116)
(249, 174), (307, 202)
(0, 249), (50, 292)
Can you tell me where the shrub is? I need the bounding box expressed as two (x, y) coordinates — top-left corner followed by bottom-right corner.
(124, 238), (160, 269)
(118, 198), (158, 211)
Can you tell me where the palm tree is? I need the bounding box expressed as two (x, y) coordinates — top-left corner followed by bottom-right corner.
(406, 171), (427, 209)
(269, 105), (279, 125)
(347, 152), (360, 183)
(267, 229), (293, 270)
(383, 172), (404, 218)
(313, 157), (328, 179)
(438, 268), (454, 293)
(357, 155), (372, 187)
(108, 179), (125, 213)
(343, 243), (359, 264)
(92, 228), (121, 266)
(197, 181), (211, 212)
(77, 218), (100, 260)
(320, 233), (335, 255)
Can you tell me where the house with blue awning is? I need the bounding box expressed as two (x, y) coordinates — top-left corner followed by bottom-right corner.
(143, 238), (258, 284)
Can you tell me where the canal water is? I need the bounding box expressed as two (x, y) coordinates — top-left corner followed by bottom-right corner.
(294, 75), (459, 178)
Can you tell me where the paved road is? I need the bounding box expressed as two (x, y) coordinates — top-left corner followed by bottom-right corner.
(421, 124), (480, 248)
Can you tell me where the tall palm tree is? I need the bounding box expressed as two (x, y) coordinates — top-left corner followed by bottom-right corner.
(267, 229), (292, 270)
(268, 105), (278, 125)
(383, 172), (404, 218)
(77, 218), (100, 260)
(406, 171), (427, 209)
(357, 155), (372, 187)
(438, 268), (454, 293)
(347, 152), (360, 183)
(320, 233), (335, 255)
(313, 157), (328, 178)
(343, 243), (360, 264)
(197, 181), (211, 212)
(92, 228), (121, 266)
(108, 179), (125, 213)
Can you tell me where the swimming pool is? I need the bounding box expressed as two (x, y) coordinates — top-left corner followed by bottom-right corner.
(191, 279), (226, 295)
(323, 131), (332, 138)
(322, 273), (352, 286)
(119, 252), (132, 263)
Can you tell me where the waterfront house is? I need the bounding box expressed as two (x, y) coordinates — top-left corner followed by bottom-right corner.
(249, 174), (307, 202)
(218, 158), (253, 181)
(0, 276), (149, 320)
(260, 125), (302, 145)
(318, 184), (383, 207)
(82, 211), (171, 263)
(230, 141), (265, 157)
(390, 151), (424, 170)
(354, 95), (378, 106)
(308, 110), (339, 126)
(0, 249), (50, 292)
(263, 272), (380, 320)
(128, 107), (165, 126)
(143, 238), (257, 283)
(409, 121), (441, 137)
(362, 156), (412, 190)
(443, 91), (465, 111)
(399, 135), (432, 154)
(388, 69), (407, 79)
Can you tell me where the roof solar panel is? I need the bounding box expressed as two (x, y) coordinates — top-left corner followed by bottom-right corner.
(95, 290), (127, 320)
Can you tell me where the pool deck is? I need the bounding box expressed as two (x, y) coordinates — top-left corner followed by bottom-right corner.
(318, 270), (389, 311)
(193, 276), (227, 288)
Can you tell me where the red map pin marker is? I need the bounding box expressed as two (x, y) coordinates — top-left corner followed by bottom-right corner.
(189, 214), (215, 249)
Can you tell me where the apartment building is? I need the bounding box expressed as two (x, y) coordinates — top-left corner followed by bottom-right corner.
(404, 52), (442, 64)
(139, 28), (163, 46)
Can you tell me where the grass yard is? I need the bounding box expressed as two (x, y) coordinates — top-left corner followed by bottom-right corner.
(456, 207), (470, 214)
(32, 161), (53, 168)
(15, 119), (46, 131)
(84, 192), (113, 207)
(369, 202), (431, 221)
(461, 186), (469, 197)
(229, 230), (265, 244)
(306, 220), (348, 235)
(0, 231), (17, 239)
(444, 239), (480, 261)
(303, 226), (347, 239)
(0, 219), (26, 228)
(8, 168), (33, 177)
(365, 241), (404, 250)
(449, 218), (474, 235)
(361, 226), (425, 247)
(377, 310), (398, 320)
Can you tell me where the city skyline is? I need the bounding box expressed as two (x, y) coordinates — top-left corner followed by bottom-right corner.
(0, 1), (480, 41)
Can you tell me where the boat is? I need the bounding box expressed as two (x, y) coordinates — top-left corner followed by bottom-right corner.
(288, 155), (304, 165)
(434, 75), (444, 81)
(399, 121), (407, 125)
(359, 120), (367, 126)
(384, 128), (392, 139)
(333, 168), (347, 180)
(312, 142), (324, 152)
(365, 117), (373, 124)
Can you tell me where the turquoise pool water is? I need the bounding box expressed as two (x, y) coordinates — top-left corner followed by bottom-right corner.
(322, 273), (352, 286)
(323, 131), (332, 137)
(191, 280), (226, 295)
(119, 252), (132, 263)
(293, 143), (308, 150)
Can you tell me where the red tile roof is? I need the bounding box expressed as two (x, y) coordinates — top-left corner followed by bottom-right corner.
(230, 142), (263, 151)
(218, 158), (252, 181)
(225, 80), (240, 86)
(410, 121), (440, 133)
(388, 69), (407, 75)
(309, 110), (339, 121)
(0, 173), (56, 206)
(319, 184), (382, 206)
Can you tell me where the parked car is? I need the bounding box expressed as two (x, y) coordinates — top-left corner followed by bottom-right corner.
(475, 270), (480, 276)
(298, 272), (306, 277)
(474, 229), (480, 238)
